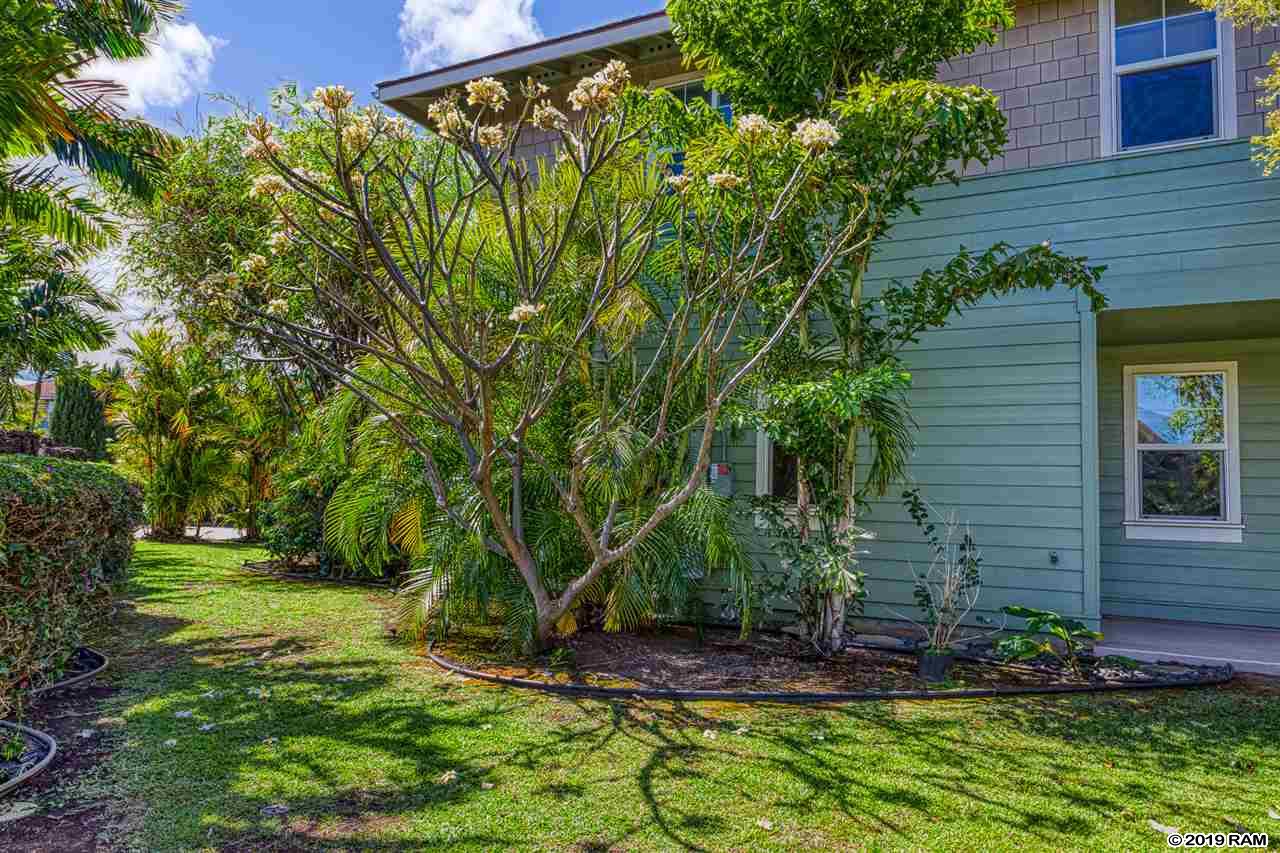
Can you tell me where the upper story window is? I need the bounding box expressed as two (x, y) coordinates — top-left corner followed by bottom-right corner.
(665, 77), (733, 123)
(1123, 362), (1243, 543)
(1101, 0), (1237, 154)
(653, 75), (734, 175)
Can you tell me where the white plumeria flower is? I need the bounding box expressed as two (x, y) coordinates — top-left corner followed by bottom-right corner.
(792, 118), (841, 154)
(736, 113), (776, 143)
(249, 174), (289, 199)
(707, 172), (744, 190)
(175, 710), (194, 719)
(437, 770), (460, 785)
(199, 723), (217, 732)
(476, 125), (506, 148)
(465, 77), (509, 110)
(532, 101), (568, 131)
(312, 85), (354, 113)
(508, 302), (546, 323)
(666, 174), (692, 194)
(427, 97), (466, 140)
(567, 60), (630, 111)
(163, 739), (178, 748)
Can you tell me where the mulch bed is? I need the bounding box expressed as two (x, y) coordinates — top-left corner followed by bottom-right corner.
(0, 725), (53, 793)
(241, 559), (394, 589)
(31, 648), (107, 697)
(0, 684), (117, 853)
(435, 625), (1233, 694)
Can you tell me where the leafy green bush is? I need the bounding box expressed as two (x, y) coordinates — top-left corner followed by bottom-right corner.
(0, 454), (143, 718)
(997, 606), (1103, 679)
(259, 420), (351, 575)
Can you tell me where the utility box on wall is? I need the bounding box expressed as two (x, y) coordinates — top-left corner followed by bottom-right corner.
(708, 462), (733, 498)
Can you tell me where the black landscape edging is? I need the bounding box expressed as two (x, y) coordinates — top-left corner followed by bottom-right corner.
(0, 722), (57, 797)
(29, 647), (108, 697)
(426, 643), (1234, 704)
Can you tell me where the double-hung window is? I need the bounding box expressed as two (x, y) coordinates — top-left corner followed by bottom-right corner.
(1101, 0), (1237, 154)
(653, 74), (733, 175)
(1123, 362), (1244, 542)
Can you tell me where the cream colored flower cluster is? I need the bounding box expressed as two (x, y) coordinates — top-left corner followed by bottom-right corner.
(242, 138), (282, 161)
(266, 298), (289, 316)
(312, 85), (354, 114)
(268, 232), (291, 253)
(342, 115), (374, 151)
(666, 173), (692, 193)
(250, 174), (290, 199)
(707, 172), (743, 190)
(465, 77), (509, 110)
(427, 96), (466, 140)
(792, 118), (841, 154)
(476, 125), (506, 148)
(532, 101), (568, 132)
(508, 302), (547, 323)
(567, 60), (630, 112)
(736, 113), (778, 143)
(239, 254), (269, 278)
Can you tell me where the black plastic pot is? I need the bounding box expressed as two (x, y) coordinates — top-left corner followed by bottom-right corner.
(918, 651), (955, 683)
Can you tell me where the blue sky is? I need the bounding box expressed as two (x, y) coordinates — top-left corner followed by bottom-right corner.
(97, 1), (663, 131)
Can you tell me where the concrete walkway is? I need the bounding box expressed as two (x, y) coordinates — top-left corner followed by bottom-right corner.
(136, 526), (245, 542)
(1096, 618), (1280, 677)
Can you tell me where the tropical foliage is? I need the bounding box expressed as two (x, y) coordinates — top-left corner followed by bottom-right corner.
(218, 67), (862, 651)
(1, 0), (176, 247)
(0, 234), (118, 425)
(0, 453), (143, 719)
(50, 369), (112, 458)
(671, 0), (1107, 654)
(108, 326), (234, 536)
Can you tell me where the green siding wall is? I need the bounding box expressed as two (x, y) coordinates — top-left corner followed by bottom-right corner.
(1099, 339), (1280, 629)
(719, 139), (1280, 630)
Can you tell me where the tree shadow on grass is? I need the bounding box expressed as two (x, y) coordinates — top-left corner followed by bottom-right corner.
(49, 546), (1280, 852)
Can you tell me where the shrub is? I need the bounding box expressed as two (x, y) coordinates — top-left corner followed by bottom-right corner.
(0, 454), (143, 718)
(259, 424), (350, 575)
(49, 373), (110, 460)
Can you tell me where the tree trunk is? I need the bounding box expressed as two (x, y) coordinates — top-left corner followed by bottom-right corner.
(29, 373), (44, 432)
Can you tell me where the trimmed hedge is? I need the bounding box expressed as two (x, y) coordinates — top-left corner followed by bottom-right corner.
(0, 455), (143, 718)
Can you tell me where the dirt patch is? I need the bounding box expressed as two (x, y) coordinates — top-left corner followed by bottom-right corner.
(0, 685), (122, 853)
(434, 625), (1172, 694)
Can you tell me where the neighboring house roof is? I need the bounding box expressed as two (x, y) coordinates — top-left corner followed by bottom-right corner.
(376, 11), (677, 127)
(16, 381), (56, 402)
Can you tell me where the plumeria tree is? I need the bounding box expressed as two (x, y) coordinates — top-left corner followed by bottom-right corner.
(671, 0), (1107, 654)
(229, 65), (867, 650)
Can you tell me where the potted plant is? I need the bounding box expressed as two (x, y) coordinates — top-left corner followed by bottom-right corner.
(892, 492), (1002, 683)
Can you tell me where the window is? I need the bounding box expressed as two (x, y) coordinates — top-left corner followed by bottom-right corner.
(1123, 362), (1243, 542)
(652, 74), (734, 175)
(755, 435), (799, 502)
(1100, 0), (1237, 154)
(665, 77), (733, 123)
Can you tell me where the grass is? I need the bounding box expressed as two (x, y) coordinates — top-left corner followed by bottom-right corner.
(53, 541), (1280, 850)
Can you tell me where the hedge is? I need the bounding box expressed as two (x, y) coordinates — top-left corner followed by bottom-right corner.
(0, 455), (143, 718)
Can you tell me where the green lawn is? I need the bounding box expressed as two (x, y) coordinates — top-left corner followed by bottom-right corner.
(51, 541), (1280, 850)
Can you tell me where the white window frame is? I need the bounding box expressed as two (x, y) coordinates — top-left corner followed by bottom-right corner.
(1099, 0), (1238, 156)
(648, 71), (731, 114)
(754, 431), (775, 499)
(1122, 361), (1244, 543)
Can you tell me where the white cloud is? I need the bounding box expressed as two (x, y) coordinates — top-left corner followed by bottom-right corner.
(399, 0), (543, 73)
(85, 22), (226, 114)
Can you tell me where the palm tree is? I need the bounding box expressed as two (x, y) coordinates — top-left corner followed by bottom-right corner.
(1, 0), (178, 247)
(109, 326), (232, 537)
(0, 229), (118, 424)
